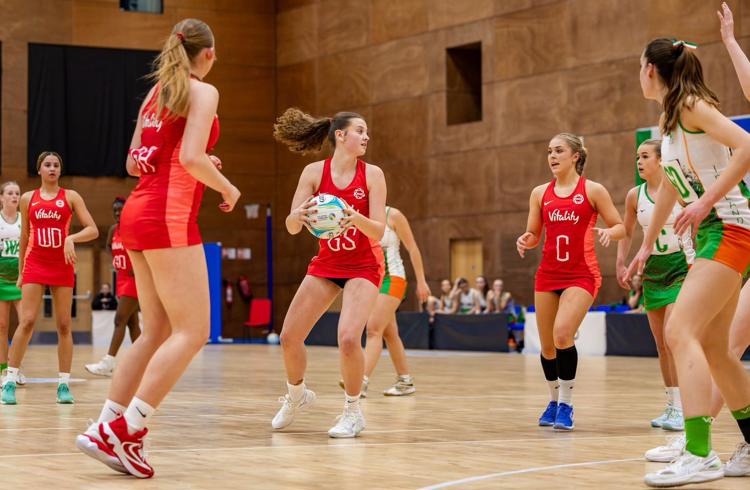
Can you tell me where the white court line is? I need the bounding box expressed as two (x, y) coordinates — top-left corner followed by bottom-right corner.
(417, 457), (644, 489)
(0, 431), (739, 458)
(419, 449), (743, 490)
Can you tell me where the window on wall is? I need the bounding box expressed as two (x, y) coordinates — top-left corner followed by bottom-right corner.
(28, 44), (158, 177)
(120, 0), (163, 14)
(446, 42), (482, 125)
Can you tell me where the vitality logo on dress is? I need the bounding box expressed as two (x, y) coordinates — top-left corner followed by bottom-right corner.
(142, 113), (163, 132)
(34, 209), (62, 221)
(548, 209), (580, 225)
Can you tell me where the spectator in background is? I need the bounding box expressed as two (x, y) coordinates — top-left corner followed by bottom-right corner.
(426, 279), (453, 323)
(92, 283), (118, 311)
(627, 274), (645, 313)
(474, 276), (489, 313)
(487, 279), (515, 316)
(448, 277), (481, 314)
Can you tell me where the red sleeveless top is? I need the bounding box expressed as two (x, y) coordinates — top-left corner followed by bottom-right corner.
(307, 159), (384, 287)
(535, 177), (601, 297)
(120, 84), (220, 250)
(23, 188), (75, 287)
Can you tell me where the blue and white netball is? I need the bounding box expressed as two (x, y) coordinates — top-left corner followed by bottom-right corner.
(308, 193), (348, 240)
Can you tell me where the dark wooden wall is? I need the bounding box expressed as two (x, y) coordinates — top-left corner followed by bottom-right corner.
(0, 0), (275, 334)
(274, 0), (750, 316)
(5, 1), (750, 331)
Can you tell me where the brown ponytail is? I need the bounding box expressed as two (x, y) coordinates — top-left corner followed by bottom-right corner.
(150, 19), (214, 118)
(554, 133), (587, 175)
(273, 108), (365, 154)
(644, 38), (719, 135)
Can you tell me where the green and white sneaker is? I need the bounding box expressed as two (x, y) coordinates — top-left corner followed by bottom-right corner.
(383, 376), (416, 396)
(661, 408), (684, 431)
(1, 381), (17, 405)
(645, 450), (723, 487)
(651, 406), (671, 428)
(56, 383), (74, 404)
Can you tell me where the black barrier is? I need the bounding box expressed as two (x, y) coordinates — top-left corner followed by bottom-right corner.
(305, 312), (342, 347)
(606, 313), (657, 357)
(306, 312), (431, 349)
(432, 313), (508, 352)
(393, 312), (430, 349)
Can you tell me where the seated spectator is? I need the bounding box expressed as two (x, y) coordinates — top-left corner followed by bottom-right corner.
(92, 283), (118, 311)
(447, 277), (482, 314)
(626, 274), (644, 313)
(426, 279), (453, 322)
(487, 279), (515, 316)
(474, 276), (490, 313)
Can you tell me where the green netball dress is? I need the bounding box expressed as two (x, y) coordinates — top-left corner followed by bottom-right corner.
(636, 183), (691, 311)
(0, 212), (22, 301)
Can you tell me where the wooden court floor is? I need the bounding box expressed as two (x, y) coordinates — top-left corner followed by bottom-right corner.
(1, 344), (749, 489)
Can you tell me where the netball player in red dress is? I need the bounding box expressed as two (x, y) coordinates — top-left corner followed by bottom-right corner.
(76, 19), (240, 478)
(85, 197), (141, 377)
(516, 133), (624, 430)
(272, 108), (386, 438)
(0, 152), (98, 406)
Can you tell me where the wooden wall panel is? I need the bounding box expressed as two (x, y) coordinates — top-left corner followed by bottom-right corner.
(274, 0), (750, 310)
(427, 0), (494, 31)
(493, 1), (571, 81)
(276, 3), (317, 66)
(370, 0), (428, 44)
(369, 36), (429, 104)
(317, 0), (370, 56)
(1, 0), (277, 336)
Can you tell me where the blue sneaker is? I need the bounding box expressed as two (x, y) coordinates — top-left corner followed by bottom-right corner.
(553, 403), (574, 430)
(538, 401), (558, 426)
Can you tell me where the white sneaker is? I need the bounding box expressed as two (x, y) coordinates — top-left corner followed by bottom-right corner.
(271, 389), (316, 430)
(328, 408), (366, 438)
(644, 450), (723, 487)
(724, 441), (750, 477)
(645, 434), (686, 462)
(85, 356), (115, 377)
(383, 377), (416, 396)
(651, 406), (671, 428)
(338, 378), (368, 398)
(662, 408), (684, 431)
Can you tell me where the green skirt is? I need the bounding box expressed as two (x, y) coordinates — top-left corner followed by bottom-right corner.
(0, 279), (21, 301)
(642, 252), (688, 311)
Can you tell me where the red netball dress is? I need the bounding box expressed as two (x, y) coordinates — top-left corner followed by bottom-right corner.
(307, 159), (384, 287)
(120, 84), (220, 250)
(23, 188), (75, 288)
(111, 225), (137, 299)
(535, 177), (602, 297)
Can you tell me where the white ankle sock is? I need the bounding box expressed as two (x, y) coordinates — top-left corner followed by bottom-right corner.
(59, 372), (70, 385)
(98, 399), (126, 424)
(558, 379), (574, 406)
(666, 387), (674, 407)
(345, 393), (361, 411)
(671, 387), (682, 411)
(547, 380), (559, 402)
(287, 381), (306, 403)
(5, 367), (18, 383)
(124, 397), (155, 433)
(398, 374), (412, 383)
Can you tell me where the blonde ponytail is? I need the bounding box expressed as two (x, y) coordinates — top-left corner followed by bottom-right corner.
(150, 19), (214, 118)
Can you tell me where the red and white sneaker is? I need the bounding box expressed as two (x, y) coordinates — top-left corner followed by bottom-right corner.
(101, 416), (154, 479)
(75, 420), (127, 474)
